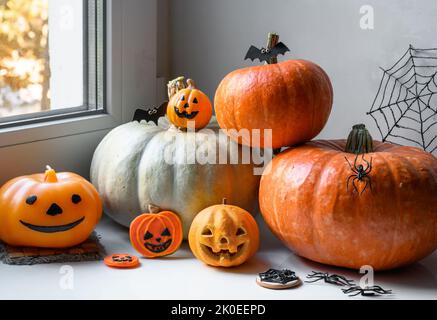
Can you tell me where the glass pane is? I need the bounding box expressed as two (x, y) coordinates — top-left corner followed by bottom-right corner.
(0, 0), (84, 119)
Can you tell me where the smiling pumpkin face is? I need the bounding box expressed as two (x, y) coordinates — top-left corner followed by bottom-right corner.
(166, 79), (212, 130)
(0, 167), (102, 248)
(189, 200), (259, 267)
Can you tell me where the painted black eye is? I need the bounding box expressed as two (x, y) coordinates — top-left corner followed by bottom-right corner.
(192, 97), (198, 104)
(26, 195), (37, 205)
(72, 194), (82, 204)
(180, 95), (185, 101)
(236, 228), (246, 236)
(144, 231), (153, 240)
(161, 228), (171, 236)
(202, 227), (213, 236)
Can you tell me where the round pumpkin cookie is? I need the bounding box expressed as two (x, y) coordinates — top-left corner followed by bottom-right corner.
(104, 254), (140, 268)
(130, 205), (183, 258)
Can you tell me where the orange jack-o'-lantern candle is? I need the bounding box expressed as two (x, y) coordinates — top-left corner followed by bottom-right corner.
(130, 204), (183, 258)
(166, 78), (213, 130)
(0, 166), (102, 248)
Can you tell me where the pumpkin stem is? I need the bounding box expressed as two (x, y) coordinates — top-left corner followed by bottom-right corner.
(266, 32), (279, 64)
(44, 165), (58, 183)
(186, 79), (196, 89)
(148, 204), (161, 214)
(222, 198), (228, 205)
(345, 124), (374, 154)
(167, 76), (187, 99)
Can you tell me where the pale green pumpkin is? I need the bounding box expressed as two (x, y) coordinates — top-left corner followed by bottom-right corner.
(90, 117), (261, 238)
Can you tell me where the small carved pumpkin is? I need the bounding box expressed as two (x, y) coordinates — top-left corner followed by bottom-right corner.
(0, 166), (102, 248)
(189, 199), (259, 267)
(130, 205), (183, 258)
(166, 78), (212, 130)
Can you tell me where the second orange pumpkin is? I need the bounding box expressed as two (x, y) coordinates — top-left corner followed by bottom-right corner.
(214, 59), (333, 149)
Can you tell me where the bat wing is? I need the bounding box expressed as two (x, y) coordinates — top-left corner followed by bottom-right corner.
(271, 42), (290, 57)
(133, 101), (168, 124)
(245, 45), (263, 61)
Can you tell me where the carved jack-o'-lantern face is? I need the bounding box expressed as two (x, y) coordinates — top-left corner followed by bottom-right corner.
(166, 79), (212, 130)
(189, 200), (259, 267)
(0, 166), (102, 248)
(130, 206), (183, 258)
(143, 219), (173, 253)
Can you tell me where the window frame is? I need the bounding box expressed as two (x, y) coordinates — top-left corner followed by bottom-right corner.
(0, 0), (124, 148)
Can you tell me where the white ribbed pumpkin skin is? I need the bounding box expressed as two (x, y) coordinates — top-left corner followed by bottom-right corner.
(90, 117), (260, 238)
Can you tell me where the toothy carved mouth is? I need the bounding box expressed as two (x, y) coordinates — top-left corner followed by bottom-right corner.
(201, 244), (245, 257)
(174, 107), (199, 119)
(144, 239), (172, 253)
(20, 217), (85, 233)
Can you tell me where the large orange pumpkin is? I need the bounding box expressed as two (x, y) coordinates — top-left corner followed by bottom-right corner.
(0, 166), (102, 248)
(214, 35), (333, 149)
(259, 124), (437, 270)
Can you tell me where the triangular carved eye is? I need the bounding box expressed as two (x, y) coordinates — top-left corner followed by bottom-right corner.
(202, 227), (213, 236)
(26, 195), (37, 205)
(144, 231), (153, 240)
(161, 228), (171, 236)
(180, 95), (185, 101)
(192, 97), (198, 104)
(236, 228), (246, 236)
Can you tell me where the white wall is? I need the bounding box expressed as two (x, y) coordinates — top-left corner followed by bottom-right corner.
(169, 0), (437, 153)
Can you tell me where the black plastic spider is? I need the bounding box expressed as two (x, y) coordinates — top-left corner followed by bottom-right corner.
(342, 285), (392, 297)
(305, 271), (355, 286)
(345, 154), (373, 194)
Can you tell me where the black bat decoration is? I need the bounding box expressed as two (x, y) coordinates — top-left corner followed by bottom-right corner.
(245, 42), (290, 63)
(133, 101), (168, 125)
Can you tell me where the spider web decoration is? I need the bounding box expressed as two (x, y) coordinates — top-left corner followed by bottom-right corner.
(368, 45), (437, 154)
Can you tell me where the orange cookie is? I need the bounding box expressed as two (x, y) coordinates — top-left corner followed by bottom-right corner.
(104, 254), (140, 268)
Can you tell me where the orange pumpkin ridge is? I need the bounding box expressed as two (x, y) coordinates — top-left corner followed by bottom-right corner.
(259, 124), (437, 270)
(0, 166), (102, 248)
(130, 205), (183, 258)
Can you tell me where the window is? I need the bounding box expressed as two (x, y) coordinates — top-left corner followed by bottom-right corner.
(0, 0), (105, 128)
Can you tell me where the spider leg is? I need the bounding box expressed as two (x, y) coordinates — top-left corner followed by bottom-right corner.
(349, 289), (364, 297)
(360, 176), (372, 194)
(346, 175), (356, 191)
(353, 153), (359, 171)
(352, 177), (360, 194)
(304, 277), (324, 283)
(345, 157), (358, 173)
(362, 155), (371, 171)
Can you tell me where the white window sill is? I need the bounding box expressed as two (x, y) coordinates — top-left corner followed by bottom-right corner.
(0, 112), (120, 148)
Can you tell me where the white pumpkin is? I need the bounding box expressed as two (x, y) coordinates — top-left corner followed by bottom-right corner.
(90, 117), (261, 238)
